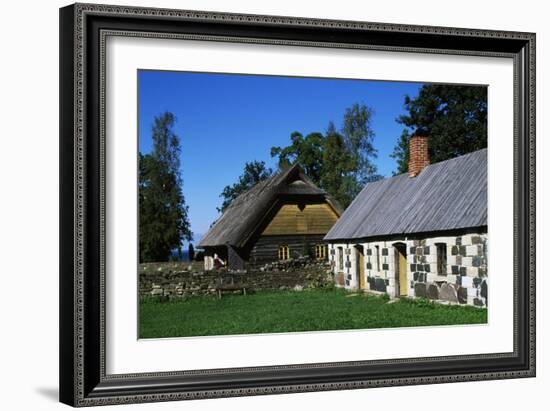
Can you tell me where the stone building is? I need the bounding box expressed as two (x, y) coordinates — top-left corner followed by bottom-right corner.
(199, 164), (342, 270)
(324, 136), (488, 307)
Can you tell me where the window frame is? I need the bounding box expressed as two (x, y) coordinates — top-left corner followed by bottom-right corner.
(315, 244), (327, 259)
(278, 245), (290, 261)
(436, 243), (447, 275)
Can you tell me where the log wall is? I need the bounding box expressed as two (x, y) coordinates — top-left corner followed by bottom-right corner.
(249, 234), (327, 265)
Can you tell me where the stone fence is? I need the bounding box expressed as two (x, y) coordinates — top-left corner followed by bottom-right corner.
(139, 258), (333, 298)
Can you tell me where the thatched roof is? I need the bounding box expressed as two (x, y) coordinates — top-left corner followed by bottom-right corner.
(324, 148), (487, 241)
(199, 164), (342, 248)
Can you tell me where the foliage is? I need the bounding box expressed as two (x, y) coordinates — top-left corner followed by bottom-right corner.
(270, 131), (326, 184)
(341, 103), (378, 188)
(401, 297), (435, 309)
(139, 289), (487, 338)
(320, 122), (361, 208)
(390, 129), (411, 176)
(218, 160), (273, 212)
(139, 112), (192, 263)
(391, 84), (488, 174)
(270, 104), (381, 209)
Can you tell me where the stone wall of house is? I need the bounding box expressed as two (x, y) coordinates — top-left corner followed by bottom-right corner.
(328, 232), (488, 307)
(139, 259), (333, 298)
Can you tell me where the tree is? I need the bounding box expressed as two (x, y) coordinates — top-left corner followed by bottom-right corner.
(341, 103), (378, 187)
(139, 112), (192, 263)
(390, 129), (411, 176)
(188, 243), (195, 262)
(391, 84), (488, 174)
(319, 122), (359, 208)
(270, 103), (379, 208)
(218, 160), (274, 213)
(270, 131), (325, 186)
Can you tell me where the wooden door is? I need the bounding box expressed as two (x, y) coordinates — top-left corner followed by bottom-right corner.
(357, 247), (365, 289)
(397, 247), (408, 296)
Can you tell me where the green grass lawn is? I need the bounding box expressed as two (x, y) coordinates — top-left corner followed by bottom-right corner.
(139, 288), (487, 338)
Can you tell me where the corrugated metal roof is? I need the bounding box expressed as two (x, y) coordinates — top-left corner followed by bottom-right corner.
(199, 164), (342, 248)
(324, 148), (487, 241)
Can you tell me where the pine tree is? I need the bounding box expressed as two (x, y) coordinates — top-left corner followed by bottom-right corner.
(139, 112), (192, 263)
(391, 84), (487, 174)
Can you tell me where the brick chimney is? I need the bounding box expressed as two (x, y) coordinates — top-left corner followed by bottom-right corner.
(408, 135), (430, 177)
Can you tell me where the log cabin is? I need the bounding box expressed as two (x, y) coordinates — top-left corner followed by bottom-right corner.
(199, 164), (342, 270)
(324, 136), (488, 307)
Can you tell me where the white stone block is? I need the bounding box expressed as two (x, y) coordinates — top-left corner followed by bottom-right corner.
(426, 254), (437, 263)
(467, 266), (479, 277)
(426, 273), (439, 282)
(461, 235), (473, 246)
(462, 257), (473, 266)
(467, 287), (478, 297)
(466, 245), (479, 256)
(448, 255), (457, 266)
(430, 236), (453, 245)
(461, 277), (473, 288)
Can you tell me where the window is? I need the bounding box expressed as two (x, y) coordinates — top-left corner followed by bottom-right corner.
(436, 243), (447, 275)
(375, 245), (380, 271)
(337, 247), (344, 270)
(278, 245), (290, 260)
(315, 244), (327, 259)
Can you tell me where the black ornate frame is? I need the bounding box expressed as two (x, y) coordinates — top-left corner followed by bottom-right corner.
(59, 3), (536, 407)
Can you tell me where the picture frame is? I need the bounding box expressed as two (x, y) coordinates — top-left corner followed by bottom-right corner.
(59, 2), (535, 407)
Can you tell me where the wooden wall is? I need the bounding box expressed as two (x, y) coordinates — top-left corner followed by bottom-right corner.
(227, 245), (246, 271)
(261, 203), (338, 236)
(249, 234), (327, 265)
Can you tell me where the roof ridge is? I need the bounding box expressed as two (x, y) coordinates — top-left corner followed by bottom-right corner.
(391, 147), (488, 179)
(200, 163), (334, 248)
(324, 148), (487, 241)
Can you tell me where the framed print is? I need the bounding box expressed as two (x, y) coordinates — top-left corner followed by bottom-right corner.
(59, 2), (536, 407)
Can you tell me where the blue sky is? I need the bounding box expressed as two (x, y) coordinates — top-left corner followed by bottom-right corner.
(138, 70), (422, 238)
